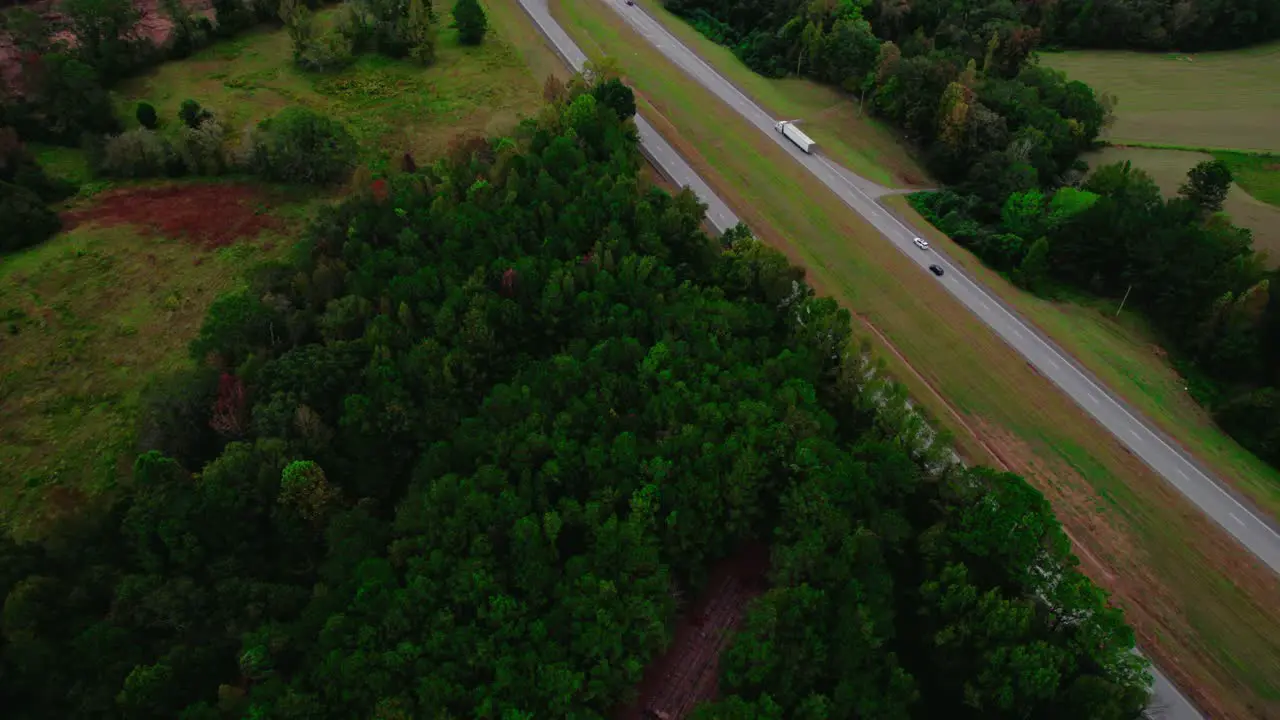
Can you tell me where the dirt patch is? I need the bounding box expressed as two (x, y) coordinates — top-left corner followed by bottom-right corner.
(618, 545), (770, 720)
(62, 183), (280, 248)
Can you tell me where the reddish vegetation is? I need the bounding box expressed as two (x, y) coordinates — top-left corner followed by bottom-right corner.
(618, 545), (770, 720)
(62, 184), (281, 248)
(210, 372), (248, 437)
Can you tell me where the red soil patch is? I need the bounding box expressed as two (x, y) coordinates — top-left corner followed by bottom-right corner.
(62, 184), (280, 248)
(618, 545), (770, 720)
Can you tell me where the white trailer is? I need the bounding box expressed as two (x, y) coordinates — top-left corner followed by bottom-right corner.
(775, 120), (816, 154)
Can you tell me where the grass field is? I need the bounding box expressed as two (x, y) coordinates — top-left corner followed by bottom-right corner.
(1041, 43), (1280, 153)
(624, 0), (929, 189)
(1082, 146), (1280, 260)
(1216, 150), (1280, 208)
(549, 0), (1280, 715)
(0, 212), (288, 537)
(115, 2), (548, 166)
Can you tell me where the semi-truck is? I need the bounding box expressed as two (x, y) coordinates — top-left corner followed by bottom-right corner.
(774, 120), (816, 153)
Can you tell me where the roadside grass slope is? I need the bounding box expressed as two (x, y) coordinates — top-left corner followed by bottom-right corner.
(547, 0), (1280, 715)
(627, 0), (930, 189)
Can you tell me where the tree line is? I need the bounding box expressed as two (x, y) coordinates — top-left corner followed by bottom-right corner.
(666, 0), (1112, 210)
(914, 160), (1280, 469)
(0, 70), (1150, 719)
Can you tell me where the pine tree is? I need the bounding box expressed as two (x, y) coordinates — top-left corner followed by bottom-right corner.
(452, 0), (486, 45)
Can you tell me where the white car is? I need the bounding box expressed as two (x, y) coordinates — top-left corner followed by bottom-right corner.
(913, 237), (930, 250)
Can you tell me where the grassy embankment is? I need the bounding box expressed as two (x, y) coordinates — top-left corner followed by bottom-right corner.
(547, 0), (1280, 716)
(624, 0), (929, 189)
(0, 0), (552, 532)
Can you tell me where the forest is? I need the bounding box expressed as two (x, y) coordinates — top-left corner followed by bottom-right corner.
(0, 73), (1150, 718)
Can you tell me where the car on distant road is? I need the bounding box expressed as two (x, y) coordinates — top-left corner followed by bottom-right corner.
(929, 264), (944, 277)
(626, 0), (634, 4)
(913, 237), (930, 250)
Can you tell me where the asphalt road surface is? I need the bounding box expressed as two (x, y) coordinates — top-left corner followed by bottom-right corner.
(513, 0), (1228, 715)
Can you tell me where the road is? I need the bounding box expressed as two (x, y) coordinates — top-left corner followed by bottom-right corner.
(511, 0), (1217, 716)
(602, 0), (1280, 579)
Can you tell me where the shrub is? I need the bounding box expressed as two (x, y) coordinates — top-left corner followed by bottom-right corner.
(100, 128), (181, 178)
(135, 365), (223, 469)
(136, 102), (158, 129)
(0, 181), (61, 253)
(296, 29), (355, 72)
(177, 118), (231, 175)
(0, 127), (76, 201)
(179, 99), (213, 129)
(249, 107), (358, 184)
(213, 0), (255, 36)
(452, 0), (487, 45)
(590, 77), (636, 120)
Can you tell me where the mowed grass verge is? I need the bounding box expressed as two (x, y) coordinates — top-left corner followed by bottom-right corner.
(1041, 43), (1280, 153)
(549, 0), (1280, 715)
(116, 1), (548, 165)
(625, 0), (930, 189)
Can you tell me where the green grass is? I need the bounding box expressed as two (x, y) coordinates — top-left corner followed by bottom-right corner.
(1214, 150), (1280, 208)
(30, 144), (94, 187)
(0, 221), (286, 537)
(115, 3), (548, 165)
(1041, 42), (1280, 153)
(1084, 146), (1280, 261)
(626, 0), (929, 189)
(551, 1), (1280, 714)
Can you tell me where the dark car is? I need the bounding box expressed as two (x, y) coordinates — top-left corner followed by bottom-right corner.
(626, 0), (635, 4)
(928, 264), (944, 277)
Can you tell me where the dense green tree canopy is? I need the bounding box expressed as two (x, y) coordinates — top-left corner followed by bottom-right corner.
(0, 75), (1149, 719)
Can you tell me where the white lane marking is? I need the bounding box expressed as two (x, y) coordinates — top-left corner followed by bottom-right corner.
(1231, 513), (1247, 527)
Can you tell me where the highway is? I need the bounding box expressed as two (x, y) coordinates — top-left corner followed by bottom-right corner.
(511, 0), (1222, 716)
(600, 0), (1280, 579)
